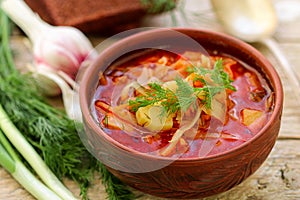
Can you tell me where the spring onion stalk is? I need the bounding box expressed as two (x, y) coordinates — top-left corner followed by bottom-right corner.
(0, 105), (78, 200)
(0, 130), (62, 200)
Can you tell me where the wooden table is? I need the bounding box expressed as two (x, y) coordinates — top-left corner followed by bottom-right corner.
(1, 0), (300, 199)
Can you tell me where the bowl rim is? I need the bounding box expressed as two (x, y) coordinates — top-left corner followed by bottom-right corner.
(79, 27), (283, 163)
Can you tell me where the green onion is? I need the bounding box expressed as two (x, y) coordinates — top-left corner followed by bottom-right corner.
(0, 105), (77, 200)
(0, 129), (62, 200)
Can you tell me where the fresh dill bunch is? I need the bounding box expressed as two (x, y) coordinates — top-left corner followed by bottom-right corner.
(0, 75), (135, 198)
(140, 0), (176, 14)
(0, 68), (96, 200)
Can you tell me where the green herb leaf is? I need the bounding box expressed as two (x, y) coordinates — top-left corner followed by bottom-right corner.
(100, 164), (135, 200)
(175, 77), (197, 112)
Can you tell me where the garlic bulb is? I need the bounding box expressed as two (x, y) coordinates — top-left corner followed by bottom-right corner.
(1, 0), (96, 85)
(33, 26), (94, 80)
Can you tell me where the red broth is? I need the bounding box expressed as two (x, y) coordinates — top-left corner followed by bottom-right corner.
(92, 49), (274, 158)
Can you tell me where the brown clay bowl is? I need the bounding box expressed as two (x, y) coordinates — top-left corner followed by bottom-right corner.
(79, 28), (283, 199)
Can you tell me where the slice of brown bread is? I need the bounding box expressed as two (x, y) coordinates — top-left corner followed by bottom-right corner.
(24, 0), (147, 34)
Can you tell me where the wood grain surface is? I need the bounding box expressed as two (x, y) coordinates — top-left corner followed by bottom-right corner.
(1, 0), (300, 199)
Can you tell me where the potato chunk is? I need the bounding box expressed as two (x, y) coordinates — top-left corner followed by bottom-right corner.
(136, 105), (174, 132)
(241, 109), (263, 126)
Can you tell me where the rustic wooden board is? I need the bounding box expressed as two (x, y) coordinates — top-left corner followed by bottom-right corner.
(1, 0), (300, 199)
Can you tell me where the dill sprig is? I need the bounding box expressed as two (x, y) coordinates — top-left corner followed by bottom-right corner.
(175, 78), (197, 112)
(129, 59), (236, 113)
(129, 78), (197, 115)
(100, 164), (135, 200)
(0, 10), (134, 200)
(129, 83), (174, 113)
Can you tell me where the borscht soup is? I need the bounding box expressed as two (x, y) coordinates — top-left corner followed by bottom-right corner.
(92, 49), (274, 158)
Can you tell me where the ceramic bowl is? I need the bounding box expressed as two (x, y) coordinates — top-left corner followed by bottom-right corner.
(79, 28), (283, 199)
